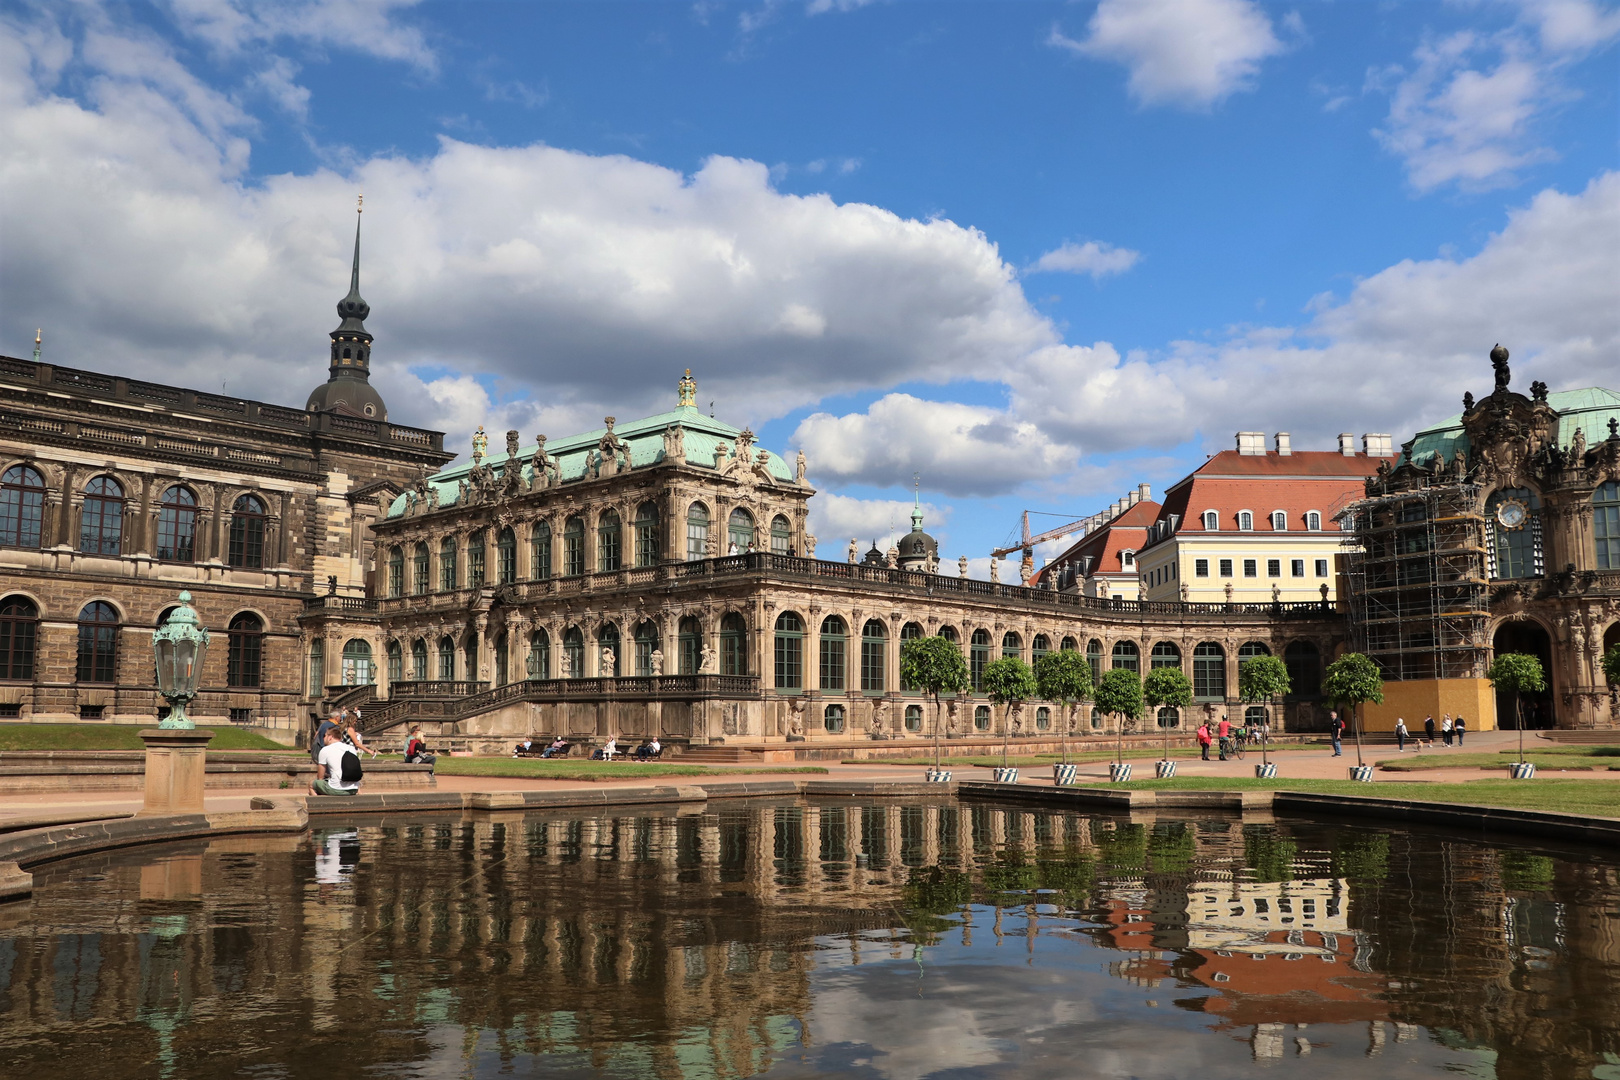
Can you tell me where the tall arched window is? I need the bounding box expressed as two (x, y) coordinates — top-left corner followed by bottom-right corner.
(411, 638), (428, 680)
(156, 485), (198, 562)
(1060, 635), (1078, 652)
(80, 476), (124, 555)
(340, 638), (372, 686)
(76, 601), (118, 684)
(1001, 632), (1022, 660)
(228, 494), (266, 568)
(597, 623), (621, 677)
(774, 611), (804, 689)
(1150, 641), (1181, 670)
(678, 617), (702, 675)
(598, 510), (622, 572)
(229, 613), (265, 688)
(1111, 640), (1139, 673)
(494, 632), (509, 686)
(1238, 641), (1271, 660)
(413, 543), (430, 594)
(563, 516), (585, 576)
(860, 620), (887, 694)
(820, 616), (847, 690)
(308, 639), (324, 694)
(0, 466), (46, 549)
(686, 502), (710, 561)
(464, 632), (479, 681)
(386, 640), (403, 683)
(1487, 488), (1542, 579)
(437, 636), (456, 680)
(634, 502), (660, 567)
(900, 622), (923, 691)
(1192, 642), (1225, 701)
(728, 508), (755, 553)
(497, 527), (517, 584)
(563, 626), (585, 679)
(531, 520), (552, 580)
(1283, 641), (1321, 697)
(467, 530), (487, 586)
(1594, 481), (1620, 569)
(387, 546), (405, 597)
(970, 629), (992, 690)
(530, 629), (550, 680)
(439, 537), (458, 591)
(0, 597), (37, 681)
(1032, 634), (1050, 663)
(720, 613), (747, 675)
(634, 621), (660, 677)
(770, 515), (792, 555)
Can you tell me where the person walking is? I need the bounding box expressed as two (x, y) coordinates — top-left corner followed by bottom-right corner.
(1424, 715), (1436, 747)
(1395, 717), (1408, 752)
(1196, 721), (1212, 761)
(1441, 715), (1453, 747)
(1328, 711), (1345, 756)
(1454, 715), (1466, 746)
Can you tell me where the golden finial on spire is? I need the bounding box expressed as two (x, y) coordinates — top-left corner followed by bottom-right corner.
(678, 368), (697, 408)
(32, 329), (41, 363)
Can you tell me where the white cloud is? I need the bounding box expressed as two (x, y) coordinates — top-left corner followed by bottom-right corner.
(162, 0), (437, 71)
(794, 394), (1076, 496)
(805, 493), (950, 558)
(807, 0), (883, 14)
(1051, 0), (1285, 109)
(1028, 240), (1141, 279)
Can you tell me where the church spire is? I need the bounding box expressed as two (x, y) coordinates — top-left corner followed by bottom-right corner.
(910, 473), (924, 531)
(306, 196), (388, 420)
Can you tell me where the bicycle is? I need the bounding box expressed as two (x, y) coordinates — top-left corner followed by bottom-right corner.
(1219, 735), (1246, 761)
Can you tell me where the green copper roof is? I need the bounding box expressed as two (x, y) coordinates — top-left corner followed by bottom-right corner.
(1404, 386), (1620, 467)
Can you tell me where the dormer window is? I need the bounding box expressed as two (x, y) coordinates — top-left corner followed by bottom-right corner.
(1202, 510), (1218, 531)
(1121, 550), (1135, 569)
(1306, 511), (1322, 531)
(1271, 511), (1287, 531)
(1238, 511), (1253, 532)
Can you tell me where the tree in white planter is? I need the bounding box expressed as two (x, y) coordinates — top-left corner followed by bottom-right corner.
(901, 635), (970, 769)
(982, 656), (1037, 769)
(1142, 666), (1192, 765)
(1035, 649), (1091, 766)
(1094, 667), (1144, 767)
(1322, 652), (1384, 768)
(1486, 652), (1546, 765)
(1238, 654), (1291, 769)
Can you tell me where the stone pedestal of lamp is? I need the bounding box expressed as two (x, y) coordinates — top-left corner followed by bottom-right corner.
(138, 728), (215, 815)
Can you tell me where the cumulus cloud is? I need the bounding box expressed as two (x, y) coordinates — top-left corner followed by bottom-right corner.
(163, 0), (436, 70)
(1028, 240), (1141, 279)
(805, 493), (951, 557)
(1051, 0), (1285, 109)
(794, 394), (1077, 496)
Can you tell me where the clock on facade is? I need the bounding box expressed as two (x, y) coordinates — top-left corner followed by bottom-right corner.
(1495, 499), (1529, 530)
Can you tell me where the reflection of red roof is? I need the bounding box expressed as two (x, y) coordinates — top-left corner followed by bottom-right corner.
(1035, 499), (1160, 584)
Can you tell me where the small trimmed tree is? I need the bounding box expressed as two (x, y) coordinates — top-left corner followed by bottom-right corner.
(1035, 649), (1092, 765)
(901, 636), (971, 768)
(1238, 654), (1291, 767)
(1094, 667), (1145, 766)
(983, 656), (1038, 767)
(1603, 645), (1620, 687)
(1322, 652), (1384, 767)
(1487, 652), (1547, 765)
(1142, 666), (1193, 763)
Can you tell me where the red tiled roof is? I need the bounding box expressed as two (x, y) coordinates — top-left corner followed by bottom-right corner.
(1150, 450), (1395, 547)
(1033, 499), (1160, 584)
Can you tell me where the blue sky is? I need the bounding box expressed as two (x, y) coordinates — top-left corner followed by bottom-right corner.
(2, 0), (1617, 570)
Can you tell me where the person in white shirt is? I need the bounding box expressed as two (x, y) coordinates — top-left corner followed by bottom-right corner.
(601, 736), (619, 760)
(310, 727), (361, 796)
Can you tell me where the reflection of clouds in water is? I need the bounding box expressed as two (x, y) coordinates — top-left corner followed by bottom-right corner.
(314, 829), (359, 885)
(809, 974), (1004, 1080)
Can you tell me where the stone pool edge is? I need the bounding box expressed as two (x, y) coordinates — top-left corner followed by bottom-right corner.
(0, 779), (1613, 900)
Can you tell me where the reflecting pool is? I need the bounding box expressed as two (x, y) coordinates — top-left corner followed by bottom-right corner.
(1, 799), (1617, 1079)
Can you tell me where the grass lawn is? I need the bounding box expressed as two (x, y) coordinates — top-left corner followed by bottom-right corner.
(845, 744), (1316, 768)
(434, 758), (829, 782)
(0, 723), (290, 751)
(1113, 775), (1620, 818)
(1377, 746), (1620, 772)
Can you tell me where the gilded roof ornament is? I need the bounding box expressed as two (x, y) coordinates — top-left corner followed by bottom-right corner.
(678, 368), (697, 407)
(471, 425), (488, 465)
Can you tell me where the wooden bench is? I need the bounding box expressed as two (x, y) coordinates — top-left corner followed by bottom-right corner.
(515, 741), (573, 758)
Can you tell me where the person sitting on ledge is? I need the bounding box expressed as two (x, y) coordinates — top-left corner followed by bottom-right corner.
(405, 727), (436, 765)
(541, 736), (569, 758)
(634, 736), (660, 760)
(311, 726), (362, 797)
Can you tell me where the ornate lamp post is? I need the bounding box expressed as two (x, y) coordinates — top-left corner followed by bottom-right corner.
(152, 591), (211, 729)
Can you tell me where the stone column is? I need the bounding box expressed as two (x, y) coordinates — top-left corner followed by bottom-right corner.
(138, 728), (215, 814)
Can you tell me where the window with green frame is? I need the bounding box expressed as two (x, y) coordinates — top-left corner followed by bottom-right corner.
(820, 616), (846, 690)
(970, 629), (992, 690)
(496, 527), (517, 584)
(678, 616), (702, 675)
(598, 510), (622, 572)
(1192, 641), (1225, 700)
(1001, 631), (1021, 660)
(439, 537), (457, 591)
(899, 622), (923, 690)
(529, 629), (549, 679)
(1595, 481), (1620, 569)
(413, 544), (430, 594)
(467, 530), (486, 586)
(861, 619), (887, 693)
(774, 611), (804, 689)
(720, 613), (747, 675)
(634, 502), (660, 567)
(1086, 639), (1103, 681)
(1150, 640), (1180, 670)
(531, 520), (552, 580)
(563, 516), (584, 577)
(686, 503), (709, 561)
(387, 546), (404, 597)
(1111, 640), (1138, 672)
(1031, 634), (1050, 663)
(770, 515), (792, 554)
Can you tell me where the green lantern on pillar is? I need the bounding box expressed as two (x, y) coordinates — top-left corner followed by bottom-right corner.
(152, 591), (210, 729)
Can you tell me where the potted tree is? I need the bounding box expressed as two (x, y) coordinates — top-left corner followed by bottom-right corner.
(1035, 649), (1091, 786)
(1487, 651), (1546, 779)
(982, 656), (1037, 783)
(901, 635), (970, 783)
(1322, 652), (1384, 781)
(1238, 653), (1291, 779)
(1142, 666), (1192, 778)
(1094, 668), (1144, 782)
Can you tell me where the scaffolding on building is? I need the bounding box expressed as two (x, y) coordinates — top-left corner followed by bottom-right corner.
(1336, 478), (1490, 681)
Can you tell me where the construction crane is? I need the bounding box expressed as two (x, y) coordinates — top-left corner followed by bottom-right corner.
(991, 510), (1090, 581)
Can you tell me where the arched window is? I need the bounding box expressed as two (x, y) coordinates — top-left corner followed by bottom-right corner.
(1001, 631), (1021, 660)
(598, 623), (621, 677)
(686, 502), (710, 561)
(1594, 482), (1620, 569)
(1245, 705), (1269, 727)
(861, 619), (887, 694)
(411, 638), (428, 681)
(467, 530), (486, 586)
(774, 611), (804, 689)
(1150, 641), (1181, 670)
(598, 510), (621, 572)
(1111, 640), (1139, 673)
(1238, 641), (1271, 660)
(563, 626), (585, 679)
(340, 638), (371, 686)
(1032, 634), (1050, 662)
(1091, 706), (1104, 729)
(1060, 636), (1077, 652)
(1238, 510), (1253, 532)
(720, 613), (747, 676)
(970, 629), (992, 690)
(1035, 706), (1051, 731)
(494, 632), (509, 686)
(1487, 488), (1542, 579)
(531, 520), (553, 580)
(0, 466), (46, 549)
(413, 544), (430, 594)
(1270, 510), (1287, 531)
(1283, 641), (1321, 697)
(904, 704), (922, 732)
(386, 640), (403, 683)
(1156, 706), (1180, 729)
(387, 546), (405, 597)
(464, 632), (479, 681)
(80, 476), (124, 555)
(820, 616), (847, 690)
(309, 639), (325, 694)
(563, 516), (585, 576)
(1306, 511), (1322, 531)
(1201, 510), (1218, 531)
(228, 494), (266, 568)
(156, 485), (198, 562)
(678, 617), (702, 675)
(438, 636), (456, 680)
(1192, 642), (1225, 701)
(530, 629), (550, 680)
(728, 508), (755, 554)
(634, 621), (660, 677)
(770, 515), (792, 555)
(900, 622), (923, 691)
(974, 704), (991, 731)
(497, 527), (517, 584)
(439, 537), (458, 590)
(939, 625), (959, 645)
(229, 613), (265, 688)
(635, 502), (660, 567)
(824, 703), (845, 733)
(76, 601), (118, 683)
(1086, 639), (1103, 681)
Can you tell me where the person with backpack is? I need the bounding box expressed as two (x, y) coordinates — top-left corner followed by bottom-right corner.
(1454, 715), (1466, 746)
(311, 725), (362, 796)
(1394, 717), (1408, 752)
(1196, 721), (1212, 761)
